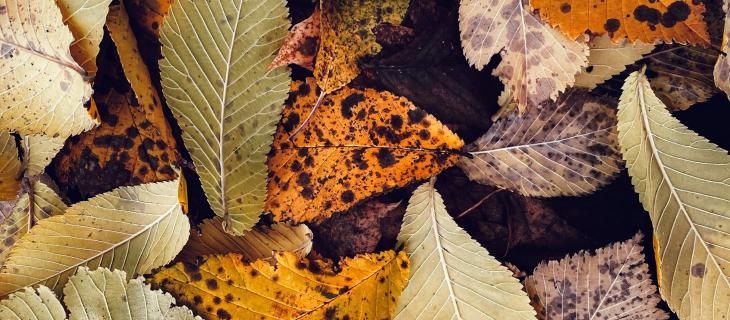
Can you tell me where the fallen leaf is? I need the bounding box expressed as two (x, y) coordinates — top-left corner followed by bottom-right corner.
(0, 0), (98, 137)
(315, 0), (409, 93)
(617, 69), (730, 318)
(151, 251), (410, 319)
(0, 179), (188, 296)
(178, 217), (313, 264)
(53, 4), (179, 198)
(715, 2), (730, 98)
(526, 233), (668, 320)
(575, 35), (655, 89)
(0, 286), (65, 319)
(459, 90), (622, 197)
(0, 133), (21, 201)
(530, 0), (710, 45)
(265, 78), (464, 223)
(56, 0), (112, 77)
(459, 0), (588, 113)
(310, 199), (404, 258)
(125, 0), (173, 39)
(395, 180), (536, 319)
(159, 0), (291, 235)
(21, 136), (65, 178)
(270, 9), (320, 71)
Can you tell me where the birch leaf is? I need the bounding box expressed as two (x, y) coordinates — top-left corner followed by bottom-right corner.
(575, 35), (655, 89)
(617, 69), (730, 318)
(526, 233), (668, 320)
(177, 217), (313, 264)
(459, 0), (588, 113)
(56, 0), (112, 76)
(151, 251), (410, 320)
(0, 286), (65, 320)
(0, 0), (97, 137)
(21, 136), (65, 177)
(459, 90), (622, 197)
(395, 180), (536, 319)
(0, 133), (21, 201)
(0, 179), (189, 296)
(159, 0), (291, 235)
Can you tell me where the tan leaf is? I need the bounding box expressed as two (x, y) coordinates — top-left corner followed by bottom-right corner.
(459, 90), (621, 197)
(178, 217), (313, 264)
(21, 136), (65, 177)
(0, 286), (65, 320)
(575, 35), (655, 89)
(526, 233), (669, 320)
(459, 0), (588, 113)
(270, 9), (320, 71)
(0, 133), (21, 201)
(715, 4), (730, 98)
(56, 0), (112, 76)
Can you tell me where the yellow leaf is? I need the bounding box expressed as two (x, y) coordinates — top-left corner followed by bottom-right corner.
(151, 251), (410, 320)
(56, 0), (112, 77)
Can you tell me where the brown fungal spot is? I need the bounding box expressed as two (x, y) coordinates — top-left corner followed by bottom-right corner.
(604, 18), (620, 33)
(691, 263), (706, 278)
(206, 279), (218, 290)
(340, 93), (365, 118)
(193, 295), (202, 305)
(225, 293), (234, 302)
(340, 190), (355, 203)
(560, 2), (571, 13)
(375, 148), (396, 168)
(217, 309), (232, 320)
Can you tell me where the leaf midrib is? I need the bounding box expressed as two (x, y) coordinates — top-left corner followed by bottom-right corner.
(0, 40), (85, 76)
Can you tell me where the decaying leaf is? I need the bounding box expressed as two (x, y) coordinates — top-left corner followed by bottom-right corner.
(575, 35), (655, 89)
(0, 0), (98, 137)
(315, 0), (409, 93)
(0, 179), (188, 296)
(395, 180), (536, 319)
(714, 3), (730, 98)
(459, 90), (622, 197)
(530, 0), (710, 45)
(21, 136), (65, 178)
(159, 0), (291, 235)
(0, 133), (21, 201)
(265, 79), (464, 223)
(646, 44), (719, 111)
(125, 0), (173, 39)
(0, 267), (201, 319)
(54, 4), (178, 198)
(270, 9), (320, 71)
(178, 217), (313, 264)
(56, 0), (112, 77)
(0, 180), (67, 265)
(526, 233), (668, 320)
(151, 251), (410, 319)
(617, 69), (730, 318)
(459, 0), (588, 113)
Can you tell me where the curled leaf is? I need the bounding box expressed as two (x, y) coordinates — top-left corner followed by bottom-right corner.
(270, 9), (320, 71)
(56, 0), (112, 76)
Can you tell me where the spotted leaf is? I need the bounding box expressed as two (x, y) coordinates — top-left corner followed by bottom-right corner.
(265, 79), (464, 223)
(270, 9), (320, 71)
(315, 0), (409, 93)
(526, 233), (668, 320)
(459, 90), (622, 197)
(575, 35), (655, 90)
(530, 0), (710, 45)
(151, 251), (409, 320)
(459, 0), (589, 113)
(0, 133), (21, 201)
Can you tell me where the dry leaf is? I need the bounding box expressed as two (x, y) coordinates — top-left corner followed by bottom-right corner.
(715, 3), (730, 98)
(315, 0), (409, 93)
(270, 9), (320, 71)
(618, 69), (730, 318)
(0, 133), (21, 201)
(459, 90), (622, 197)
(395, 180), (536, 319)
(265, 78), (464, 223)
(0, 0), (97, 137)
(0, 179), (188, 296)
(530, 0), (710, 45)
(125, 0), (173, 38)
(159, 0), (291, 235)
(178, 217), (313, 264)
(526, 233), (668, 320)
(646, 44), (719, 111)
(575, 35), (655, 89)
(21, 136), (65, 178)
(151, 251), (410, 319)
(56, 0), (112, 77)
(0, 286), (65, 320)
(459, 0), (588, 113)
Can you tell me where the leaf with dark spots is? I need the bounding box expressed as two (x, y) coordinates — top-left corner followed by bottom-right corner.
(265, 78), (463, 223)
(270, 9), (320, 71)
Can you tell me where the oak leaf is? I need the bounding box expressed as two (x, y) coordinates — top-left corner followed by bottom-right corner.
(151, 251), (410, 320)
(617, 69), (730, 318)
(159, 0), (291, 235)
(56, 0), (112, 77)
(315, 0), (409, 93)
(526, 233), (668, 320)
(575, 35), (655, 89)
(270, 9), (320, 71)
(459, 0), (588, 113)
(265, 79), (464, 223)
(459, 90), (622, 197)
(0, 179), (188, 296)
(0, 133), (21, 201)
(395, 180), (535, 319)
(0, 0), (98, 137)
(530, 0), (710, 45)
(178, 217), (313, 264)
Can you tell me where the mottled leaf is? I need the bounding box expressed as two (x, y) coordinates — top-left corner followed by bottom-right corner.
(151, 251), (409, 320)
(575, 35), (655, 89)
(270, 9), (320, 71)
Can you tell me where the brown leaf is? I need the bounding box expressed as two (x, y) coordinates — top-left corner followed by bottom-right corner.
(270, 9), (320, 71)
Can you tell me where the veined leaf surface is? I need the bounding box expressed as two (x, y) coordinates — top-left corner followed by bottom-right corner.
(0, 133), (21, 201)
(56, 0), (112, 76)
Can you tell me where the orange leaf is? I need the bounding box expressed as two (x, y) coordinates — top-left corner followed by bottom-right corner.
(125, 0), (173, 39)
(265, 79), (464, 223)
(270, 9), (320, 71)
(530, 0), (710, 45)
